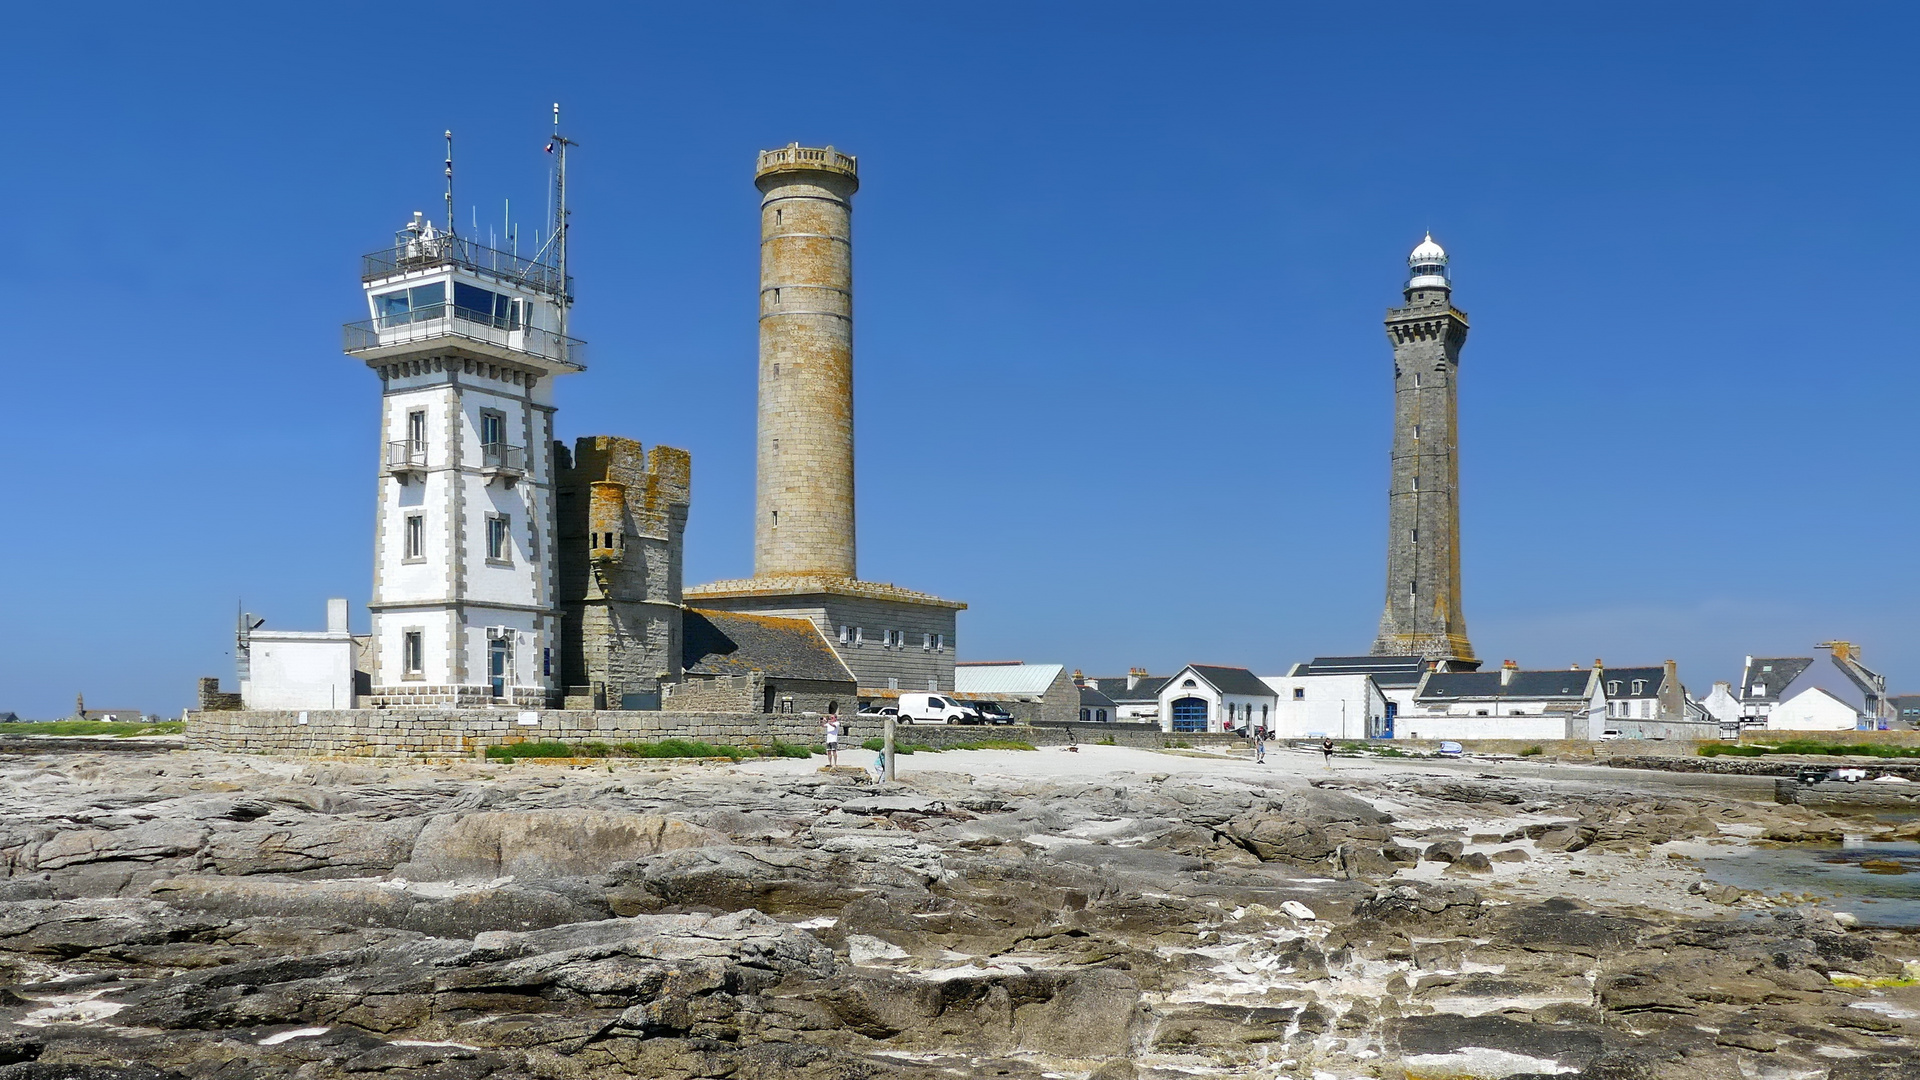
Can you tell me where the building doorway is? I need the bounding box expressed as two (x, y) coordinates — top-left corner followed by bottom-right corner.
(1171, 697), (1208, 733)
(488, 637), (510, 699)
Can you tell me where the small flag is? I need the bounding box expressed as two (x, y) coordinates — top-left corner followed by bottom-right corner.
(544, 142), (554, 153)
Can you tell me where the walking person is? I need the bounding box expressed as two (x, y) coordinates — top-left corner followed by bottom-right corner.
(823, 713), (841, 766)
(1254, 726), (1267, 764)
(1320, 736), (1335, 769)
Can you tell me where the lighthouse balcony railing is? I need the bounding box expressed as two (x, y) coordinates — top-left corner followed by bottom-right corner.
(344, 305), (587, 368)
(362, 233), (569, 298)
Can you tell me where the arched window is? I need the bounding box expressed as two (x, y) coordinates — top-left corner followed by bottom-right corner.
(1080, 708), (1090, 722)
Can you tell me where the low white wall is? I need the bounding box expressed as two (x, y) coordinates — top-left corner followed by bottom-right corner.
(244, 633), (356, 710)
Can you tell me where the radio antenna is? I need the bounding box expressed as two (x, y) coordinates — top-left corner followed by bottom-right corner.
(547, 103), (579, 343)
(443, 130), (455, 236)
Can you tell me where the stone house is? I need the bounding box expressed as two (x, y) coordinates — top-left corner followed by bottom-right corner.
(674, 609), (856, 716)
(953, 662), (1080, 723)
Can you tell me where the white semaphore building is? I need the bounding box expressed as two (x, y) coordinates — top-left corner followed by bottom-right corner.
(343, 213), (585, 707)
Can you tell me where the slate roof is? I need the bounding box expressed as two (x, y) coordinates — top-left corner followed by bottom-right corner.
(1418, 670), (1592, 701)
(1600, 667), (1665, 699)
(1292, 655), (1430, 688)
(954, 663), (1065, 697)
(1078, 686), (1117, 709)
(1082, 675), (1171, 704)
(1182, 665), (1279, 698)
(1738, 658), (1813, 704)
(682, 609), (855, 683)
(1890, 694), (1920, 719)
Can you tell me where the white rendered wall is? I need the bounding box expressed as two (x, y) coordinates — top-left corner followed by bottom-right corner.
(1392, 712), (1573, 741)
(1262, 674), (1383, 740)
(243, 633), (355, 710)
(1765, 688), (1860, 731)
(1155, 674), (1276, 733)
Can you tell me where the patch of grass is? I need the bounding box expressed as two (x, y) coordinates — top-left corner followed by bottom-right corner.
(4, 720), (184, 737)
(1697, 740), (1920, 759)
(1520, 745), (1544, 757)
(1097, 736), (1117, 746)
(486, 738), (754, 762)
(762, 741), (816, 759)
(944, 739), (1036, 752)
(1164, 739), (1192, 749)
(486, 741), (575, 760)
(1372, 745), (1409, 757)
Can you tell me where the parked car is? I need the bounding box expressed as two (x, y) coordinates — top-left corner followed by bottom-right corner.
(970, 700), (1014, 725)
(896, 693), (977, 725)
(856, 705), (897, 719)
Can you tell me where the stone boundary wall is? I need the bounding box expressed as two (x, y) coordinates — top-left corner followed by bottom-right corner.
(660, 674), (762, 713)
(184, 711), (1218, 758)
(1738, 729), (1920, 748)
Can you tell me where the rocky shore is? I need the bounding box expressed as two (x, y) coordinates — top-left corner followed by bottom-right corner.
(0, 744), (1915, 1079)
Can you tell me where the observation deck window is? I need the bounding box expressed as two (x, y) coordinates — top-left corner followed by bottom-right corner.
(374, 284), (447, 326)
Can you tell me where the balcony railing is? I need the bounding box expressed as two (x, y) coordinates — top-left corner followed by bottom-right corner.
(481, 442), (526, 474)
(344, 304), (587, 369)
(755, 143), (858, 178)
(385, 441), (427, 481)
(363, 232), (568, 298)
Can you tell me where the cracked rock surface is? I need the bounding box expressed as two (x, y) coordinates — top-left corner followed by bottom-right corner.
(0, 744), (1916, 1078)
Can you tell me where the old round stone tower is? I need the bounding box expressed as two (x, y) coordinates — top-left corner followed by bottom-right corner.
(754, 144), (859, 579)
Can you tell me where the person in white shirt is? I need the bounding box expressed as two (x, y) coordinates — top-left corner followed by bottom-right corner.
(823, 714), (841, 765)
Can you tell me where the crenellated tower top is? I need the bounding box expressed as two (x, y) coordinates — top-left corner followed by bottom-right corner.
(754, 144), (859, 188)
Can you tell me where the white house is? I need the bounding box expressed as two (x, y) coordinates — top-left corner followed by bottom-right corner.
(241, 599), (365, 710)
(1157, 665), (1279, 734)
(1261, 673), (1387, 740)
(1080, 670), (1170, 723)
(1399, 662), (1602, 741)
(1268, 655), (1434, 739)
(1736, 643), (1893, 732)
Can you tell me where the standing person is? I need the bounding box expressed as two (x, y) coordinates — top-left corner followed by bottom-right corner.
(1254, 727), (1267, 764)
(1320, 736), (1335, 769)
(823, 713), (841, 766)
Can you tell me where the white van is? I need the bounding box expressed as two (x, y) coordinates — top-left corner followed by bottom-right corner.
(896, 693), (976, 725)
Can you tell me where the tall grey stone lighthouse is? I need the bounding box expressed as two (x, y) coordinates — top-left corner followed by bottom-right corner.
(1371, 234), (1477, 667)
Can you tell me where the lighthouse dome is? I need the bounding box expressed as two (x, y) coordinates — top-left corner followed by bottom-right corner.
(1407, 232), (1449, 290)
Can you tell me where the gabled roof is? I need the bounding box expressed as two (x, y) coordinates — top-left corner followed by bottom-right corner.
(1418, 670), (1592, 702)
(1600, 667), (1665, 698)
(1293, 655), (1430, 688)
(683, 609), (855, 683)
(1175, 665), (1278, 698)
(954, 663), (1065, 697)
(1081, 675), (1171, 703)
(1739, 658), (1813, 703)
(1079, 685), (1117, 709)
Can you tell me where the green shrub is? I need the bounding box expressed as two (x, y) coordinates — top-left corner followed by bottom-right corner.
(1097, 735), (1117, 745)
(486, 741), (574, 760)
(1520, 745), (1544, 757)
(860, 738), (932, 754)
(1165, 739), (1192, 749)
(763, 741), (815, 758)
(1698, 744), (1766, 757)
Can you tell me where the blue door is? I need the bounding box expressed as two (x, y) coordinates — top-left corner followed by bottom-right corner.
(1376, 701), (1397, 739)
(1171, 697), (1208, 732)
(489, 638), (509, 698)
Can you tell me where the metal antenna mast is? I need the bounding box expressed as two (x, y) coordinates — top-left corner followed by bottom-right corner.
(549, 103), (578, 343)
(444, 131), (455, 235)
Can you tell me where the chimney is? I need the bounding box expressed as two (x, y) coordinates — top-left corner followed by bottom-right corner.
(326, 598), (349, 635)
(1663, 658), (1678, 685)
(1072, 669), (1084, 685)
(1821, 641), (1855, 663)
(1501, 659), (1518, 686)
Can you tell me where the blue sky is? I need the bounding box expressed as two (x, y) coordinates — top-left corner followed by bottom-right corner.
(2, 3), (1915, 717)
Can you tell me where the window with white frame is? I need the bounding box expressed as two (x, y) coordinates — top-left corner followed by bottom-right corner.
(922, 632), (932, 650)
(838, 625), (850, 644)
(854, 627), (864, 646)
(887, 677), (898, 690)
(486, 514), (511, 563)
(934, 633), (945, 652)
(927, 678), (938, 691)
(404, 513), (425, 561)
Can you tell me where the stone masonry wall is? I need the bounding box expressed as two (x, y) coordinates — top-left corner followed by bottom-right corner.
(185, 710), (1205, 758)
(660, 674), (763, 713)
